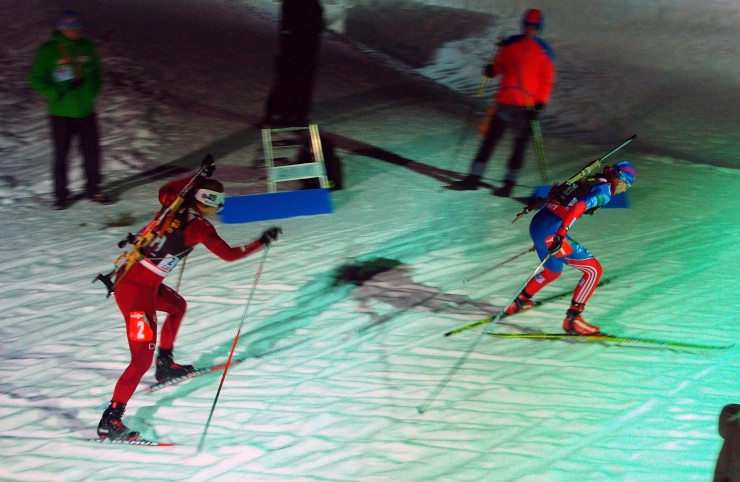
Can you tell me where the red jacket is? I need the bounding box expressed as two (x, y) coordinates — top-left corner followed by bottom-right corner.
(144, 178), (262, 274)
(490, 34), (555, 107)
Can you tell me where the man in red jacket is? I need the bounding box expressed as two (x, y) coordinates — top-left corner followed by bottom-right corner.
(97, 177), (281, 441)
(449, 9), (555, 197)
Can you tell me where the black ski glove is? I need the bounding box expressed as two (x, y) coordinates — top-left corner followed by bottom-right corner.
(483, 64), (494, 77)
(201, 154), (216, 177)
(68, 78), (84, 90)
(259, 227), (282, 247)
(548, 234), (563, 255)
(528, 102), (545, 121)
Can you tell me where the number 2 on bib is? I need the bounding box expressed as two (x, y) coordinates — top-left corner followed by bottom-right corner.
(128, 311), (154, 341)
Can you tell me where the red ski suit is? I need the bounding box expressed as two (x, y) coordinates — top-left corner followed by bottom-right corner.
(470, 33), (555, 186)
(110, 179), (262, 404)
(490, 34), (555, 107)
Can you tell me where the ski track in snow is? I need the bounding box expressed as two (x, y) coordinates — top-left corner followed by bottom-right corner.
(0, 0), (738, 481)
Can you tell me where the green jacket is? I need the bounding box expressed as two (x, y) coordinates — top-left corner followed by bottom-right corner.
(30, 31), (102, 118)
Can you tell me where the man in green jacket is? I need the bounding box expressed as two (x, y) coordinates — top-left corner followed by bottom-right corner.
(30, 10), (109, 209)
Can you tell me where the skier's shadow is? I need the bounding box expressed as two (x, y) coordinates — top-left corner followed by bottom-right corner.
(331, 257), (514, 334)
(191, 256), (504, 370)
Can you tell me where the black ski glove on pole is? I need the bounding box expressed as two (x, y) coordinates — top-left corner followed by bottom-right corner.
(528, 102), (545, 121)
(548, 234), (563, 255)
(201, 154), (216, 177)
(259, 227), (282, 247)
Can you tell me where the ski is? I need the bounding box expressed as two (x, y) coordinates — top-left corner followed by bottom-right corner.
(93, 338), (309, 410)
(486, 332), (734, 351)
(92, 370), (210, 406)
(443, 278), (615, 337)
(141, 366), (226, 395)
(89, 437), (174, 447)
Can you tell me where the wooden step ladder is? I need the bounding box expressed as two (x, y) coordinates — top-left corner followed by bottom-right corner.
(261, 124), (329, 193)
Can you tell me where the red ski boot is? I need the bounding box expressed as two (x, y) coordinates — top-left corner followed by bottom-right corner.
(562, 303), (601, 335)
(505, 292), (535, 316)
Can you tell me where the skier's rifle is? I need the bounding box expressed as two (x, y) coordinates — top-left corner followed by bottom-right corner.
(512, 134), (636, 223)
(94, 154), (216, 297)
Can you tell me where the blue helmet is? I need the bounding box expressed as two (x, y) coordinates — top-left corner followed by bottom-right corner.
(612, 160), (636, 187)
(57, 10), (82, 30)
(522, 9), (544, 31)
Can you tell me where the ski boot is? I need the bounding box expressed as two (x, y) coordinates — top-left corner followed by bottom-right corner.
(155, 349), (195, 384)
(447, 174), (480, 191)
(505, 292), (535, 316)
(562, 302), (601, 335)
(97, 401), (140, 440)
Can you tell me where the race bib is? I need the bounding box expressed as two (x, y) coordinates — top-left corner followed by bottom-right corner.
(128, 311), (154, 342)
(155, 253), (180, 275)
(53, 64), (74, 83)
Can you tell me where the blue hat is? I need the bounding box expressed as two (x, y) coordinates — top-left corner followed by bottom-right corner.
(522, 9), (544, 31)
(612, 160), (636, 187)
(57, 10), (82, 30)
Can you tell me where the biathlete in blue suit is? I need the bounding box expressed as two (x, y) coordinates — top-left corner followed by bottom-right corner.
(504, 160), (637, 335)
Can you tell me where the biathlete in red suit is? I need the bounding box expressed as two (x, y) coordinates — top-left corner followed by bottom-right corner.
(97, 177), (282, 441)
(504, 160), (637, 335)
(449, 8), (556, 196)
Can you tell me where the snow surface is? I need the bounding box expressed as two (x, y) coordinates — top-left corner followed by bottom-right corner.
(1, 0), (738, 480)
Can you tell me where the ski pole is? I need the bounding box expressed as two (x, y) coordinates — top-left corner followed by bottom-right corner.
(197, 247), (269, 453)
(447, 40), (501, 174)
(417, 252), (552, 415)
(447, 77), (490, 174)
(357, 245), (535, 335)
(174, 257), (188, 292)
(513, 64), (550, 185)
(530, 118), (549, 184)
(459, 245), (535, 286)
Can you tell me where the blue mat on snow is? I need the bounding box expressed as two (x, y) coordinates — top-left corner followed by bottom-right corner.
(219, 189), (333, 224)
(531, 185), (629, 208)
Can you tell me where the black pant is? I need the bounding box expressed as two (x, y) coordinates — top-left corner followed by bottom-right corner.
(262, 0), (323, 125)
(50, 114), (101, 201)
(263, 37), (321, 125)
(714, 404), (740, 482)
(470, 104), (532, 183)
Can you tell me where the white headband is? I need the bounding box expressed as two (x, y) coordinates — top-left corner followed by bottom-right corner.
(194, 189), (225, 211)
